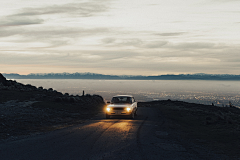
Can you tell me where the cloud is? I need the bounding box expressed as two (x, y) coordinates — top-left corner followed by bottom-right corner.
(0, 16), (44, 27)
(22, 27), (109, 38)
(168, 42), (216, 49)
(0, 1), (109, 28)
(156, 32), (186, 36)
(102, 38), (116, 44)
(116, 39), (143, 46)
(14, 1), (108, 17)
(101, 38), (168, 49)
(0, 26), (110, 48)
(101, 37), (229, 50)
(0, 28), (23, 37)
(101, 38), (142, 47)
(143, 41), (168, 48)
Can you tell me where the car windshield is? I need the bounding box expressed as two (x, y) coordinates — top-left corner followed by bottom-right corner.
(111, 97), (132, 104)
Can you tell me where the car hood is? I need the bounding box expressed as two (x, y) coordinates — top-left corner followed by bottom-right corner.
(107, 104), (132, 108)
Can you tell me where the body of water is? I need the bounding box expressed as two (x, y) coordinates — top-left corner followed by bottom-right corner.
(15, 79), (240, 107)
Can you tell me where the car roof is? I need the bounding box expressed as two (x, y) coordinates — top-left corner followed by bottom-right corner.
(113, 95), (133, 98)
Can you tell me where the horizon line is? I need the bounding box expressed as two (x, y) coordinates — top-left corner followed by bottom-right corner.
(2, 72), (240, 76)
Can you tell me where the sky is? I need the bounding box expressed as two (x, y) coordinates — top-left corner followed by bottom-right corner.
(0, 0), (240, 75)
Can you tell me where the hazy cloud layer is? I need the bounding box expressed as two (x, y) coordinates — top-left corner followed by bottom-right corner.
(101, 38), (228, 50)
(1, 44), (239, 74)
(1, 0), (240, 75)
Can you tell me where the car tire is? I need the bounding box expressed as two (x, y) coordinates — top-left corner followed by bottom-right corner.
(134, 110), (137, 116)
(106, 114), (110, 119)
(130, 111), (134, 119)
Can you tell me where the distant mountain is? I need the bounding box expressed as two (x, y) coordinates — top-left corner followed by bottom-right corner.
(2, 72), (240, 80)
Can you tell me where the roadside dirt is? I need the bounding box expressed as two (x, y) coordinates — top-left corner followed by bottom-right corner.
(138, 101), (240, 159)
(0, 77), (105, 141)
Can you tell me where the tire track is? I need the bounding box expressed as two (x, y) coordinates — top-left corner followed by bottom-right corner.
(136, 116), (148, 160)
(89, 119), (121, 150)
(91, 119), (139, 160)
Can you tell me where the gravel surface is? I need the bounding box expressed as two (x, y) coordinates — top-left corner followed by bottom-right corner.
(0, 107), (231, 160)
(0, 98), (104, 141)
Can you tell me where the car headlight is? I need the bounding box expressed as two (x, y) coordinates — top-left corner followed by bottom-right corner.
(126, 107), (131, 112)
(106, 107), (111, 112)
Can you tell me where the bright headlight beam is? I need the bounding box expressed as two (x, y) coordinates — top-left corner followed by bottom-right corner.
(107, 108), (111, 112)
(126, 107), (131, 112)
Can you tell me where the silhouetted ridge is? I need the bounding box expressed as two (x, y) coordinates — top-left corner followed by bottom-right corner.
(0, 73), (8, 86)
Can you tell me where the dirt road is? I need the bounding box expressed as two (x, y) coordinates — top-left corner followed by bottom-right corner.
(0, 107), (228, 160)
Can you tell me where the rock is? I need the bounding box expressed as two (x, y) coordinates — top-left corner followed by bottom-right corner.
(38, 86), (43, 90)
(85, 94), (91, 97)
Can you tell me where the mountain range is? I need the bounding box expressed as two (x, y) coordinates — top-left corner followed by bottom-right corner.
(2, 73), (240, 80)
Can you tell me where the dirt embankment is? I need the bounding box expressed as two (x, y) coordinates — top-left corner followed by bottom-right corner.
(0, 73), (105, 140)
(138, 100), (240, 159)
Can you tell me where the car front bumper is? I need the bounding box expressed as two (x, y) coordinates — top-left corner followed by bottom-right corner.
(106, 110), (132, 116)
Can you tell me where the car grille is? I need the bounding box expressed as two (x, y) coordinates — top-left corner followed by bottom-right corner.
(113, 108), (125, 110)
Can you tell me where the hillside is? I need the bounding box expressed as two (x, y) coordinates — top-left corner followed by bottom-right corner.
(0, 73), (105, 140)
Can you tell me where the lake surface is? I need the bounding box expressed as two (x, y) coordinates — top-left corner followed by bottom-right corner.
(15, 79), (240, 107)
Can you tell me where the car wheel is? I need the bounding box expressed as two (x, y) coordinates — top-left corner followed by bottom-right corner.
(130, 111), (134, 119)
(134, 110), (137, 116)
(106, 114), (110, 119)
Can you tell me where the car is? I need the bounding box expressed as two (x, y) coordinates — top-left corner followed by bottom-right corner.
(105, 95), (137, 119)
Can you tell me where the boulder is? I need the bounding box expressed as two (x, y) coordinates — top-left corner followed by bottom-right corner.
(64, 93), (69, 96)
